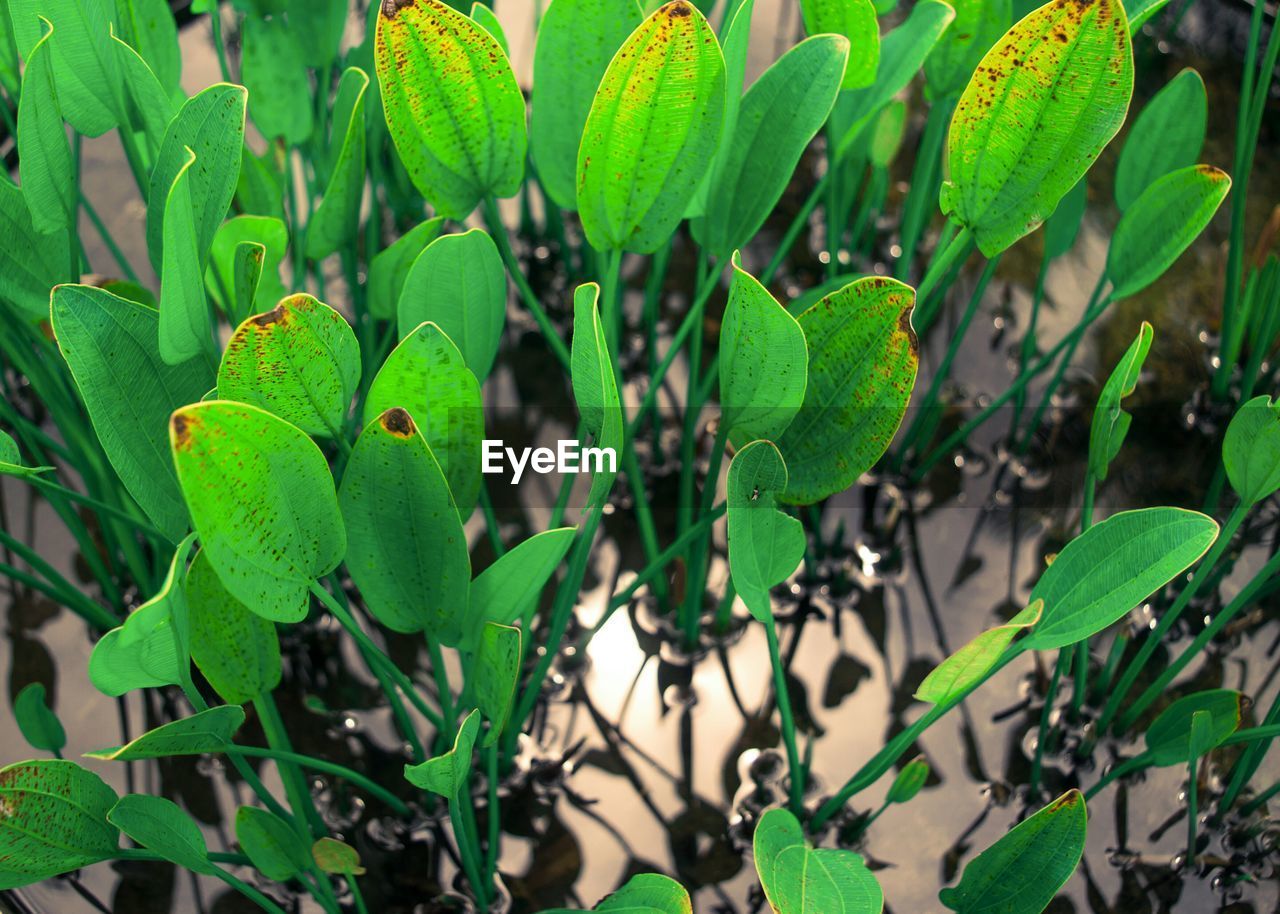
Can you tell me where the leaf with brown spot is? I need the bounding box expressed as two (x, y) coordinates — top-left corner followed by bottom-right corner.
(187, 549), (282, 705)
(169, 400), (346, 623)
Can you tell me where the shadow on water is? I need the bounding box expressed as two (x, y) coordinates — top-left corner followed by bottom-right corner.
(1, 1), (1278, 912)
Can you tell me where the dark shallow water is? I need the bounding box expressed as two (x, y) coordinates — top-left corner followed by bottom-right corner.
(2, 1), (1279, 912)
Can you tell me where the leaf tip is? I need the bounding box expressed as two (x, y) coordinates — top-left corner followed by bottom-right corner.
(379, 407), (417, 438)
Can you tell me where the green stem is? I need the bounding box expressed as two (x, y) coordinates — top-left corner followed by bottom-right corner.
(682, 421), (730, 646)
(28, 475), (168, 543)
(210, 867), (290, 914)
(484, 743), (500, 884)
(0, 528), (117, 628)
(206, 0), (233, 83)
(914, 226), (973, 318)
(1187, 752), (1200, 864)
(450, 795), (490, 909)
(1030, 650), (1068, 794)
(766, 619), (804, 814)
(1083, 753), (1151, 801)
(79, 191), (139, 283)
(253, 694), (327, 839)
(1239, 778), (1280, 817)
(231, 746), (411, 816)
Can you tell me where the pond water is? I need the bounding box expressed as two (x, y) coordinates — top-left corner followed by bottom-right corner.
(2, 1), (1278, 913)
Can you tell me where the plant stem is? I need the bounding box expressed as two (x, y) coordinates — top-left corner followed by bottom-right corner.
(1187, 752), (1200, 865)
(1220, 689), (1280, 813)
(682, 420), (730, 647)
(0, 527), (118, 628)
(253, 694), (327, 840)
(766, 619), (804, 814)
(210, 866), (289, 914)
(484, 743), (500, 885)
(1239, 778), (1280, 817)
(450, 795), (490, 909)
(231, 746), (411, 816)
(206, 0), (233, 83)
(1030, 650), (1068, 794)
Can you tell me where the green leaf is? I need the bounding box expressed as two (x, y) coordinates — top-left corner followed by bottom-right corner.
(52, 285), (211, 541)
(940, 0), (1134, 257)
(397, 229), (506, 379)
(1106, 164), (1230, 300)
(187, 549), (282, 705)
(542, 873), (693, 913)
(1125, 0), (1171, 33)
(800, 0), (878, 89)
(753, 807), (884, 914)
(88, 535), (196, 697)
(241, 15), (313, 145)
(109, 26), (174, 167)
(218, 294), (360, 438)
(236, 806), (310, 881)
(1088, 321), (1152, 481)
(369, 217), (445, 321)
(924, 0), (1011, 99)
(338, 407), (471, 643)
(687, 0), (752, 223)
(208, 215), (290, 320)
(8, 0), (120, 136)
(692, 35), (847, 258)
(1223, 395), (1280, 505)
(776, 277), (918, 505)
(466, 526), (576, 647)
(885, 756), (930, 805)
(307, 67), (370, 260)
(718, 253), (808, 441)
(939, 790), (1086, 913)
(13, 683), (66, 754)
(473, 622), (520, 744)
(576, 0), (726, 253)
(727, 441), (806, 624)
(530, 0), (642, 211)
(363, 321), (484, 514)
(312, 837), (365, 875)
(1022, 507), (1219, 651)
(112, 0), (180, 97)
(868, 101), (907, 169)
(231, 242), (265, 326)
(0, 178), (68, 318)
(285, 0), (346, 67)
(1043, 177), (1087, 260)
(158, 146), (216, 366)
(170, 400), (346, 623)
(0, 760), (119, 889)
(375, 0), (526, 218)
(570, 283), (623, 508)
(0, 430), (53, 478)
(915, 600), (1043, 705)
(145, 83), (247, 275)
(236, 146), (286, 217)
(469, 1), (507, 54)
(1188, 710), (1214, 762)
(404, 708), (480, 799)
(108, 795), (214, 875)
(17, 21), (75, 235)
(87, 705), (245, 761)
(1113, 68), (1206, 211)
(1145, 690), (1242, 767)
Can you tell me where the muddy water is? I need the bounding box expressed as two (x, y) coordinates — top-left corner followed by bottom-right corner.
(3, 1), (1279, 912)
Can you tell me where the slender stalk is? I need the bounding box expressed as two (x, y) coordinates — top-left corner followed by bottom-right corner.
(1187, 752), (1200, 865)
(1030, 651), (1068, 794)
(231, 746), (411, 816)
(450, 796), (490, 909)
(210, 867), (289, 914)
(253, 694), (327, 840)
(0, 528), (118, 628)
(205, 0), (233, 82)
(484, 743), (500, 885)
(682, 421), (730, 646)
(1239, 778), (1280, 817)
(1220, 688), (1280, 813)
(348, 876), (370, 914)
(766, 619), (804, 814)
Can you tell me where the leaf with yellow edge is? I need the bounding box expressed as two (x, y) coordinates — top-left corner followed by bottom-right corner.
(915, 601), (1043, 705)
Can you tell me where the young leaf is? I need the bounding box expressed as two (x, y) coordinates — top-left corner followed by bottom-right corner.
(1022, 507), (1219, 651)
(88, 535), (197, 697)
(0, 760), (120, 888)
(885, 756), (930, 805)
(218, 294), (360, 438)
(576, 1), (726, 253)
(924, 0), (1011, 99)
(13, 683), (66, 754)
(108, 795), (215, 875)
(727, 441), (806, 624)
(1089, 322), (1153, 482)
(170, 401), (346, 623)
(915, 601), (1043, 705)
(473, 622), (520, 744)
(375, 0), (526, 218)
(187, 549), (283, 705)
(241, 15), (313, 145)
(466, 527), (576, 647)
(17, 21), (75, 236)
(692, 35), (848, 258)
(0, 178), (69, 318)
(940, 0), (1134, 257)
(397, 229), (507, 379)
(363, 322), (484, 513)
(718, 253), (808, 441)
(1223, 395), (1280, 506)
(939, 790), (1086, 913)
(312, 837), (366, 876)
(1107, 164), (1230, 300)
(1113, 68), (1206, 211)
(145, 84), (247, 275)
(208, 215), (290, 319)
(339, 408), (471, 643)
(776, 277), (918, 505)
(1125, 0), (1172, 33)
(753, 807), (884, 913)
(369, 217), (445, 321)
(542, 873), (693, 913)
(469, 2), (508, 54)
(570, 284), (623, 507)
(51, 284), (212, 541)
(799, 0), (878, 89)
(530, 0), (642, 210)
(236, 806), (310, 881)
(0, 431), (53, 478)
(109, 26), (173, 167)
(306, 67), (370, 260)
(158, 147), (215, 366)
(1145, 690), (1242, 767)
(404, 708), (481, 798)
(87, 705), (246, 760)
(112, 0), (181, 97)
